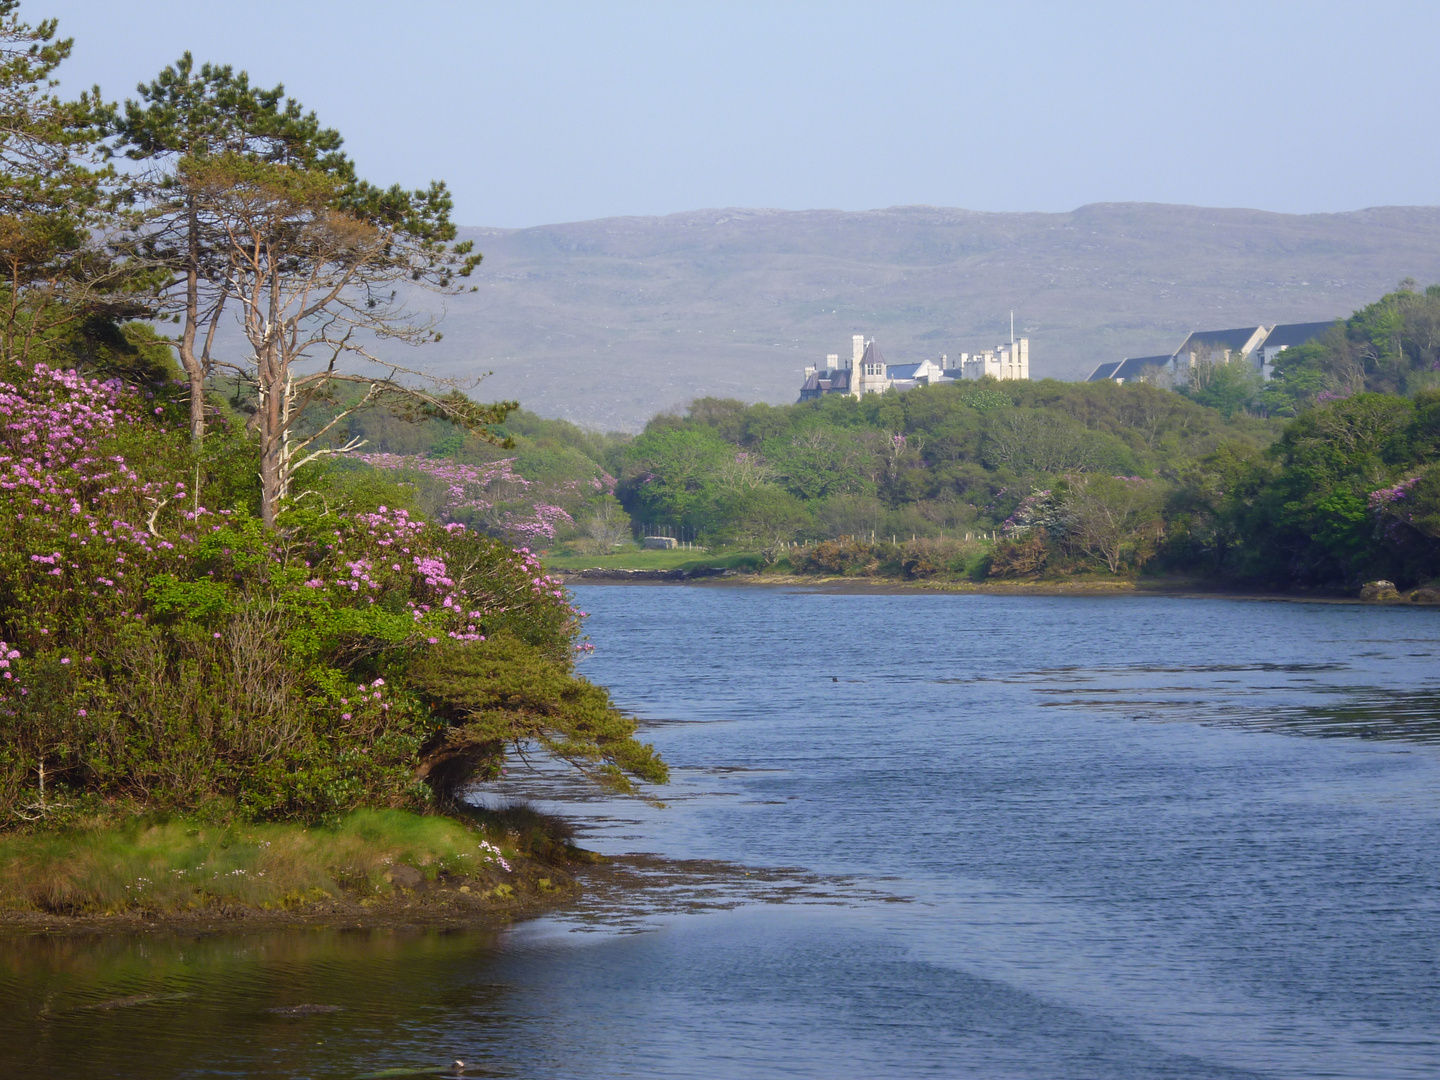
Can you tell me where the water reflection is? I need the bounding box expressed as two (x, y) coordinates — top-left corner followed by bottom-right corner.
(5, 927), (514, 1078)
(1019, 658), (1440, 742)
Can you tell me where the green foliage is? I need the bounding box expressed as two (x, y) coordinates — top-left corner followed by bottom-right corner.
(0, 2), (144, 367)
(1263, 285), (1440, 409)
(718, 487), (812, 562)
(0, 362), (662, 826)
(1057, 475), (1167, 574)
(1172, 390), (1440, 587)
(603, 342), (1439, 592)
(613, 379), (1269, 552)
(406, 636), (667, 801)
(0, 1), (666, 831)
(794, 536), (983, 579)
(1180, 355), (1264, 418)
(620, 425), (733, 528)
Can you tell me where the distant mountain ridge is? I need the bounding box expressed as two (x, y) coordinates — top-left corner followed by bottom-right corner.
(402, 203), (1440, 429)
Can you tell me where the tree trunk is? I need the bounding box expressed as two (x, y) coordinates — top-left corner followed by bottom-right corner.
(257, 271), (286, 529)
(177, 199), (207, 450)
(258, 358), (284, 528)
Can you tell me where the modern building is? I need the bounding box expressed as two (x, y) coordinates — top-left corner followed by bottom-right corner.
(1086, 320), (1338, 384)
(1098, 355), (1176, 385)
(1258, 321), (1337, 379)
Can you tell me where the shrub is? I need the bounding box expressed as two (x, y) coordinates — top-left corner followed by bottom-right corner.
(0, 358), (662, 825)
(987, 534), (1050, 578)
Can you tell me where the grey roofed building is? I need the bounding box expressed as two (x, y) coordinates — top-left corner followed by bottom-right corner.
(1087, 354), (1171, 382)
(1086, 360), (1123, 381)
(798, 366), (853, 400)
(1258, 319), (1338, 378)
(1173, 326), (1269, 363)
(1089, 318), (1341, 386)
(1262, 320), (1337, 351)
(1111, 354), (1173, 381)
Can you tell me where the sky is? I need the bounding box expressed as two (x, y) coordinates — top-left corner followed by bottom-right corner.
(40, 0), (1440, 228)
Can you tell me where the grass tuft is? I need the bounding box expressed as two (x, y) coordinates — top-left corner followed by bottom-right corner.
(0, 809), (547, 916)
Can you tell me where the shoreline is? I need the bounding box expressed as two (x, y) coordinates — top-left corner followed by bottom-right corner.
(0, 873), (576, 937)
(0, 809), (596, 938)
(557, 569), (1440, 607)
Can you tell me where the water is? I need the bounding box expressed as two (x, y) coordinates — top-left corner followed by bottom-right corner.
(3, 588), (1439, 1079)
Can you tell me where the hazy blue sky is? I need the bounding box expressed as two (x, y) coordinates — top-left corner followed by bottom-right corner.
(42, 0), (1440, 227)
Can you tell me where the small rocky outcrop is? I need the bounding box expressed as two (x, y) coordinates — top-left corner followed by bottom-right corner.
(1359, 580), (1401, 601)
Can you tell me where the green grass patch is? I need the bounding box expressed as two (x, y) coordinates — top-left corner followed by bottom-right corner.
(0, 808), (539, 916)
(544, 548), (756, 572)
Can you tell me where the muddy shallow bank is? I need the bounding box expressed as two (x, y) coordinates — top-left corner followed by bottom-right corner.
(0, 860), (580, 937)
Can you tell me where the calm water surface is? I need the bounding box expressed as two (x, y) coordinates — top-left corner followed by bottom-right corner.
(3, 588), (1439, 1079)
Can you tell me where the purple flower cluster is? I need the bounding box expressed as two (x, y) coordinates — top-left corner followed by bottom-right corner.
(1, 363), (589, 719)
(1369, 477), (1420, 511)
(339, 676), (391, 721)
(356, 453), (530, 514)
(1002, 489), (1056, 536)
(356, 452), (578, 543)
(293, 508), (578, 647)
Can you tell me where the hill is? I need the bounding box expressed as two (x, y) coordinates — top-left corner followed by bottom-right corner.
(411, 203), (1440, 429)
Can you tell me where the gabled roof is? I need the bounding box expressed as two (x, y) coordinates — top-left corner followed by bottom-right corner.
(1086, 361), (1122, 382)
(800, 368), (851, 392)
(1176, 326), (1266, 357)
(1112, 354), (1173, 380)
(1263, 320), (1337, 351)
(885, 362), (922, 379)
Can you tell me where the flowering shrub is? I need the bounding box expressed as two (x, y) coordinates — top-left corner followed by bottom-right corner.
(0, 359), (661, 823)
(1369, 468), (1440, 541)
(1368, 477), (1421, 512)
(1001, 488), (1062, 537)
(355, 453), (576, 543)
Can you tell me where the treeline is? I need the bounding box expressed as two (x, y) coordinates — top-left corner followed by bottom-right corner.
(612, 379), (1272, 562)
(500, 285), (1435, 590)
(339, 284), (1440, 591)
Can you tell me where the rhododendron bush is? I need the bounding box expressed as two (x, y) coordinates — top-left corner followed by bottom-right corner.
(354, 452), (588, 544)
(0, 360), (664, 823)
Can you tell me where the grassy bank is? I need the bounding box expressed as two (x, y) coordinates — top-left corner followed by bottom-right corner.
(544, 549), (758, 572)
(0, 807), (591, 925)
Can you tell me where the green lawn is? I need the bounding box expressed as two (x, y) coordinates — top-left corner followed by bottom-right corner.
(544, 548), (713, 571)
(0, 807), (564, 915)
(544, 548), (761, 572)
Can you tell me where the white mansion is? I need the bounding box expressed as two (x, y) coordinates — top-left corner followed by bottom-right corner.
(799, 334), (1029, 401)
